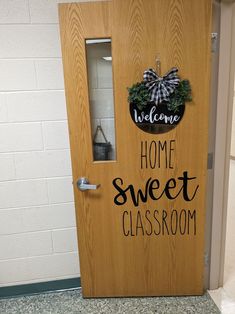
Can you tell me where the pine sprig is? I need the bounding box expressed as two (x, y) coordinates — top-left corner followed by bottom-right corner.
(167, 80), (192, 112)
(128, 79), (192, 112)
(127, 82), (150, 110)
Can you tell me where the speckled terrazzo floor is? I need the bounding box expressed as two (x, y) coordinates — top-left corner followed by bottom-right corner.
(0, 289), (220, 314)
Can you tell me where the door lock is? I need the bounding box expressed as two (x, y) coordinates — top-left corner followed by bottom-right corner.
(77, 177), (100, 191)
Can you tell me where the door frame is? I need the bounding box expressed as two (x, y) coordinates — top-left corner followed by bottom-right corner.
(209, 0), (235, 289)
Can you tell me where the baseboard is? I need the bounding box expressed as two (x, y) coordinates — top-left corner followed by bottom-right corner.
(0, 277), (81, 299)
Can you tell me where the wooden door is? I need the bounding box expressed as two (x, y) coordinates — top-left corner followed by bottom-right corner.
(59, 0), (212, 297)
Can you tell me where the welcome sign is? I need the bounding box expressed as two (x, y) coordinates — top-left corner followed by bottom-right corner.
(130, 102), (185, 134)
(128, 67), (191, 134)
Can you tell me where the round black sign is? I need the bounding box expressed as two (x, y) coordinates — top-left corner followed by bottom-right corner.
(129, 102), (185, 134)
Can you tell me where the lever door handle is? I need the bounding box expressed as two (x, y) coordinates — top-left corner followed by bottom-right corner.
(77, 177), (100, 191)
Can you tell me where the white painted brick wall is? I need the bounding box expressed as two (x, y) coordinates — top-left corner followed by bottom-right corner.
(0, 231), (53, 260)
(47, 177), (74, 204)
(42, 121), (70, 150)
(14, 150), (72, 179)
(0, 94), (7, 122)
(0, 179), (48, 209)
(0, 60), (37, 91)
(35, 60), (65, 90)
(0, 25), (61, 58)
(0, 0), (111, 287)
(0, 123), (43, 153)
(0, 0), (79, 287)
(0, 252), (79, 286)
(6, 91), (67, 122)
(0, 203), (76, 235)
(0, 0), (30, 24)
(0, 155), (15, 181)
(52, 228), (78, 253)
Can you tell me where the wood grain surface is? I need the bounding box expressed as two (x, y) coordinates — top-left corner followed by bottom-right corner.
(59, 0), (212, 297)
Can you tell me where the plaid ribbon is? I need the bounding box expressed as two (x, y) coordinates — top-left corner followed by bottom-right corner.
(143, 67), (180, 105)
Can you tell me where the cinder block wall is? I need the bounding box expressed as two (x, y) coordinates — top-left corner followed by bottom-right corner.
(0, 0), (104, 287)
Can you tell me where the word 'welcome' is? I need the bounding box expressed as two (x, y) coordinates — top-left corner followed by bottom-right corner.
(134, 106), (180, 125)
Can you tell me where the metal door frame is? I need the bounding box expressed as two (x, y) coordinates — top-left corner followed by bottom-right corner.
(209, 0), (235, 289)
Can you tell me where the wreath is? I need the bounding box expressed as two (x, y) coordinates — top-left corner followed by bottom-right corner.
(128, 67), (192, 112)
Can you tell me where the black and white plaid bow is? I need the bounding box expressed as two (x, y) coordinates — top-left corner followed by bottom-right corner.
(143, 67), (180, 105)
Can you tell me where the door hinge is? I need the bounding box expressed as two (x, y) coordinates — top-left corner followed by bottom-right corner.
(211, 33), (218, 53)
(207, 153), (213, 170)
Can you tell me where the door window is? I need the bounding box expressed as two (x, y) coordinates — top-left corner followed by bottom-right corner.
(86, 39), (116, 161)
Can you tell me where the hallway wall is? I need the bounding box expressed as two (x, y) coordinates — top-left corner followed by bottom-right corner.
(0, 0), (104, 287)
(223, 50), (235, 297)
(231, 81), (235, 157)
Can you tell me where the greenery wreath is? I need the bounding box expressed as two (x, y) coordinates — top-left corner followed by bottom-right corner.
(128, 68), (192, 112)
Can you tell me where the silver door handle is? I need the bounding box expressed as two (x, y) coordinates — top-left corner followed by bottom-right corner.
(77, 177), (100, 191)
